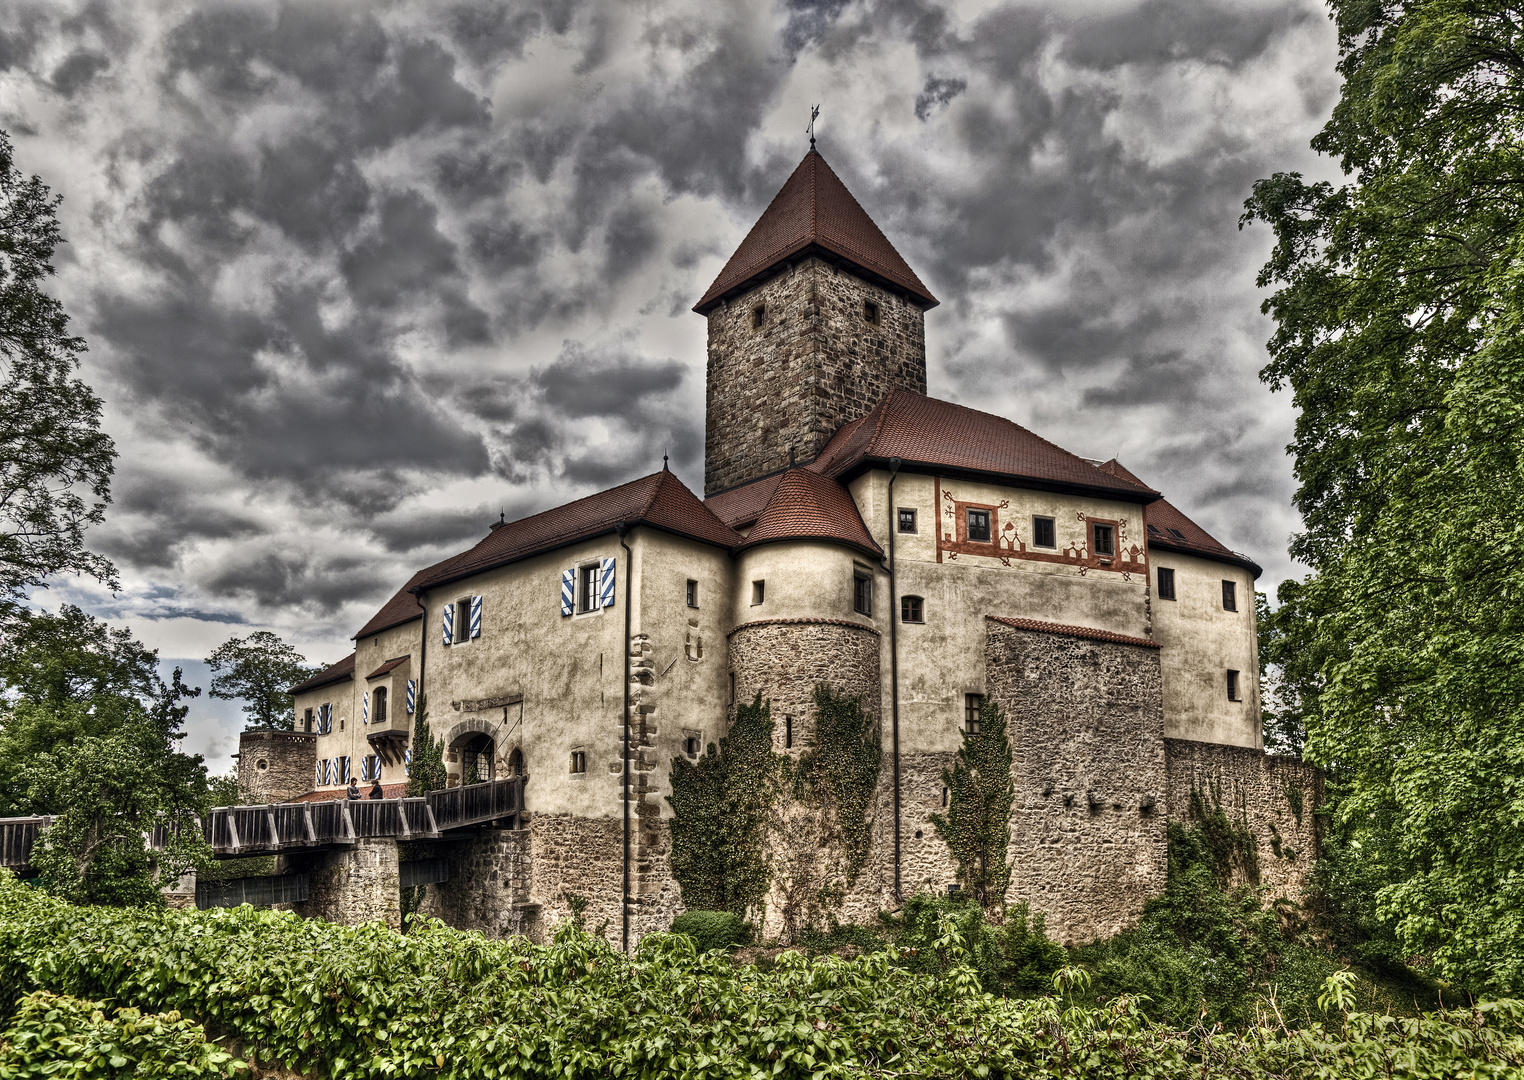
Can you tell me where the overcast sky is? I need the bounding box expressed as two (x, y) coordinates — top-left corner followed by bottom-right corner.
(2, 0), (1340, 773)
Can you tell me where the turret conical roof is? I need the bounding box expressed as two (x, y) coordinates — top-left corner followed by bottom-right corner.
(693, 149), (937, 313)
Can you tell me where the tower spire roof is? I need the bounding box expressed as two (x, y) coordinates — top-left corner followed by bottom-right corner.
(693, 149), (938, 313)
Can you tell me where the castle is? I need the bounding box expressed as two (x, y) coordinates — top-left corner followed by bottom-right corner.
(246, 147), (1319, 944)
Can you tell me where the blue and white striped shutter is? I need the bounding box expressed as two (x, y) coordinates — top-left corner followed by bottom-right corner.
(403, 749), (413, 777)
(321, 758), (331, 785)
(470, 594), (482, 638)
(362, 691), (369, 724)
(560, 568), (575, 616)
(341, 756), (352, 782)
(406, 679), (416, 714)
(599, 556), (616, 609)
(315, 762), (324, 789)
(442, 605), (454, 646)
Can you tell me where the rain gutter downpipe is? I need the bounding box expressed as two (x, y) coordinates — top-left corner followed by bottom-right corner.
(617, 523), (633, 953)
(887, 457), (903, 903)
(410, 586), (428, 730)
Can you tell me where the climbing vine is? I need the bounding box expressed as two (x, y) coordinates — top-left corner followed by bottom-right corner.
(666, 694), (778, 918)
(931, 697), (1014, 912)
(797, 684), (880, 886)
(1187, 784), (1260, 888)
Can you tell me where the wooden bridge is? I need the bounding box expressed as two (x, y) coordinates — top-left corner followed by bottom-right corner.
(0, 776), (527, 870)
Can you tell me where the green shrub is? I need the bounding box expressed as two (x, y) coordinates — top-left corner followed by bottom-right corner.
(669, 910), (750, 952)
(0, 989), (245, 1077)
(878, 892), (1066, 997)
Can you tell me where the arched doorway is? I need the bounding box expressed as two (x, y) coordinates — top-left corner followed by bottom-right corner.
(505, 747), (524, 777)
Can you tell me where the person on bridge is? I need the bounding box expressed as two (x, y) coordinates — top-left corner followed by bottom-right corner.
(346, 777), (360, 800)
(368, 778), (383, 800)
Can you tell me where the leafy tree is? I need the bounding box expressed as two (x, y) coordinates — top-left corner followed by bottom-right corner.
(930, 697), (1014, 911)
(0, 130), (116, 606)
(1242, 0), (1524, 992)
(206, 631), (317, 731)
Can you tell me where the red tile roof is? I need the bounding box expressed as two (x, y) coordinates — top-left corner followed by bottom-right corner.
(288, 652), (355, 695)
(704, 472), (785, 529)
(737, 468), (883, 557)
(694, 149), (937, 313)
(291, 782), (409, 803)
(354, 568), (431, 641)
(415, 470), (742, 592)
(364, 655), (410, 680)
(986, 615), (1159, 649)
(808, 391), (1161, 502)
(1097, 459), (1262, 577)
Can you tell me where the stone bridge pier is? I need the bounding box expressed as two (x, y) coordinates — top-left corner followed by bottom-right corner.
(277, 839), (402, 930)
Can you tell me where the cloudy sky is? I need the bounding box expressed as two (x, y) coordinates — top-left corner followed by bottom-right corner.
(1, 0), (1341, 771)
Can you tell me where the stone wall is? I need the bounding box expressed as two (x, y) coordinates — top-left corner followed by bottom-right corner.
(985, 621), (1169, 944)
(418, 829), (539, 939)
(1164, 738), (1322, 901)
(285, 838), (400, 930)
(728, 619), (882, 747)
(528, 813), (626, 947)
(238, 730), (316, 803)
(704, 258), (927, 495)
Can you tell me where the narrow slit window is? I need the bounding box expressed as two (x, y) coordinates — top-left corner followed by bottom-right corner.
(751, 304), (765, 328)
(898, 507), (917, 533)
(686, 579), (698, 608)
(1033, 516), (1055, 548)
(901, 595), (924, 623)
(784, 714), (793, 749)
(1227, 670), (1241, 702)
(1157, 567), (1176, 601)
(966, 508), (991, 542)
(1092, 523), (1115, 556)
(729, 672), (736, 705)
(1221, 580), (1238, 611)
(303, 708), (313, 733)
(853, 572), (872, 615)
(751, 580), (765, 606)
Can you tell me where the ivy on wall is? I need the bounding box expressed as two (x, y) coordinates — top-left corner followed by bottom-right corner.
(931, 697), (1014, 911)
(1188, 784), (1260, 888)
(798, 685), (880, 886)
(666, 694), (778, 918)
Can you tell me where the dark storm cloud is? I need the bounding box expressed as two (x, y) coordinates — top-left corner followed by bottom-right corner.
(48, 49), (107, 96)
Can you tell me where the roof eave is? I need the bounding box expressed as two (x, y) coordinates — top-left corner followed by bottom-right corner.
(350, 610), (422, 643)
(289, 671), (354, 696)
(733, 532), (883, 561)
(834, 457), (1164, 506)
(1147, 539), (1263, 578)
(693, 240), (938, 315)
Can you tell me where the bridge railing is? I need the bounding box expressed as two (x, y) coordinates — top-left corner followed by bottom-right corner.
(0, 817), (52, 869)
(426, 775), (525, 831)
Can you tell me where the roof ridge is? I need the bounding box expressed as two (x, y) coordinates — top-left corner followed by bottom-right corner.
(638, 469), (668, 522)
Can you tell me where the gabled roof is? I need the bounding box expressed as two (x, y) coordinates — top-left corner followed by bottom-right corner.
(354, 567), (432, 641)
(365, 655), (410, 680)
(414, 470), (742, 593)
(704, 472), (785, 530)
(694, 149), (937, 313)
(808, 390), (1161, 503)
(737, 469), (882, 557)
(289, 652), (355, 695)
(1096, 459), (1262, 577)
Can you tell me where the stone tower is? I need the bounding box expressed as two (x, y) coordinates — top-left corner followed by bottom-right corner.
(694, 149), (938, 496)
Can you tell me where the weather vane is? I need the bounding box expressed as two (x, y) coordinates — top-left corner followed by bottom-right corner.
(808, 104), (820, 148)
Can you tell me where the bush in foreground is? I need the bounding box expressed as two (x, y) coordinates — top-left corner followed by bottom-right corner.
(0, 873), (1520, 1079)
(668, 910), (750, 953)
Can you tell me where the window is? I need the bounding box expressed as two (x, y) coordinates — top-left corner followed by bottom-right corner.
(686, 579), (699, 608)
(570, 750), (587, 774)
(941, 785), (949, 808)
(964, 693), (984, 735)
(371, 687), (386, 722)
(303, 708), (313, 733)
(1168, 527), (1186, 540)
(1227, 670), (1241, 702)
(898, 507), (917, 533)
(1222, 580), (1237, 611)
(751, 304), (765, 328)
(901, 595), (924, 623)
(729, 672), (736, 704)
(1033, 516), (1055, 548)
(1147, 523), (1161, 535)
(863, 299), (880, 325)
(1157, 567), (1176, 601)
(1092, 523), (1115, 556)
(683, 736), (701, 758)
(853, 572), (872, 615)
(455, 598), (472, 641)
(255, 758), (268, 772)
(966, 508), (991, 542)
(784, 714), (794, 749)
(579, 564), (600, 613)
(506, 748), (524, 777)
(751, 580), (765, 606)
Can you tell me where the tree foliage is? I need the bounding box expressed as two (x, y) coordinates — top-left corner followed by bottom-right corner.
(930, 696), (1014, 911)
(0, 130), (115, 605)
(206, 631), (316, 732)
(404, 696), (446, 798)
(0, 606), (211, 904)
(1242, 0), (1524, 992)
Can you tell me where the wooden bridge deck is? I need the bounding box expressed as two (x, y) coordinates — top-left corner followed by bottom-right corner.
(0, 776), (526, 867)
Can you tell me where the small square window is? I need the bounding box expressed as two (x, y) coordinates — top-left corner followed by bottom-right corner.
(898, 507), (917, 533)
(684, 736), (701, 758)
(964, 693), (984, 735)
(1227, 670), (1241, 702)
(1222, 580), (1237, 611)
(686, 579), (698, 608)
(853, 572), (872, 616)
(751, 580), (765, 606)
(570, 750), (587, 774)
(1157, 567), (1176, 601)
(966, 509), (991, 542)
(1033, 516), (1055, 548)
(901, 595), (924, 623)
(864, 299), (880, 325)
(1093, 523), (1115, 556)
(751, 304), (765, 329)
